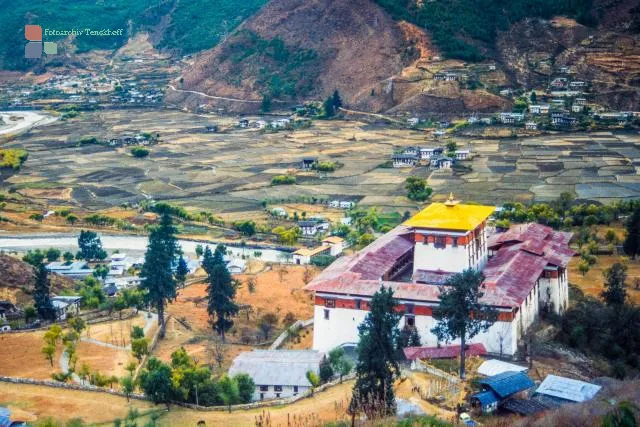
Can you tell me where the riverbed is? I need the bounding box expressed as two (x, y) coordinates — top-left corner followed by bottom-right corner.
(0, 233), (291, 262)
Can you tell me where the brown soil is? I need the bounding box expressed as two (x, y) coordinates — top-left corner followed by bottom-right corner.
(568, 255), (640, 304)
(0, 332), (62, 379)
(75, 341), (130, 378)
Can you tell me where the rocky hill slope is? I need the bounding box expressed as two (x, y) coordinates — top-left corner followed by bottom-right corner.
(0, 255), (74, 306)
(169, 0), (639, 114)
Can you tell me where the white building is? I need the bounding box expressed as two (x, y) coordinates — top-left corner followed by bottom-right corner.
(45, 261), (93, 279)
(529, 105), (550, 115)
(51, 296), (82, 320)
(322, 236), (346, 256)
(525, 122), (538, 130)
(392, 154), (418, 168)
(228, 350), (324, 401)
(305, 197), (573, 356)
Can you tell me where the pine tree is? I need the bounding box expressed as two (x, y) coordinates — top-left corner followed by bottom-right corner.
(323, 96), (335, 118)
(175, 255), (189, 289)
(34, 263), (56, 321)
(601, 262), (627, 306)
(140, 213), (179, 337)
(77, 230), (107, 261)
(349, 286), (401, 419)
(431, 269), (498, 379)
(332, 89), (343, 110)
(623, 207), (640, 259)
(206, 257), (238, 342)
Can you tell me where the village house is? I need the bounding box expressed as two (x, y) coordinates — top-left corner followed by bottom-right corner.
(322, 236), (346, 256)
(525, 122), (538, 130)
(549, 77), (568, 89)
(533, 375), (601, 407)
(499, 113), (524, 124)
(434, 72), (459, 81)
(45, 261), (93, 279)
(499, 89), (512, 97)
(433, 130), (446, 138)
(300, 157), (317, 170)
(569, 81), (586, 88)
(470, 371), (535, 414)
(574, 97), (587, 106)
(51, 296), (82, 320)
(571, 104), (584, 113)
(255, 120), (268, 129)
(328, 199), (355, 209)
(271, 207), (287, 217)
(292, 245), (331, 265)
(402, 146), (420, 157)
(529, 105), (550, 115)
(430, 155), (453, 169)
(238, 119), (249, 128)
(392, 154), (418, 168)
(454, 150), (470, 161)
(0, 300), (22, 322)
(228, 350), (324, 400)
(271, 118), (291, 129)
(419, 147), (443, 160)
(298, 220), (329, 237)
(552, 113), (577, 127)
(305, 196), (573, 356)
(407, 117), (420, 127)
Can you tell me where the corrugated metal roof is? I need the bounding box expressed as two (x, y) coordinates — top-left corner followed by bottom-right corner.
(403, 343), (486, 360)
(535, 375), (601, 403)
(471, 390), (499, 407)
(478, 371), (535, 399)
(228, 350), (324, 387)
(477, 359), (528, 377)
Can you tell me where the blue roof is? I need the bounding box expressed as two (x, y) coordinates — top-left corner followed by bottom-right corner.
(472, 390), (499, 407)
(478, 371), (535, 398)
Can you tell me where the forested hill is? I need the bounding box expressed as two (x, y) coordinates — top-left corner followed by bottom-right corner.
(373, 0), (597, 61)
(0, 0), (267, 70)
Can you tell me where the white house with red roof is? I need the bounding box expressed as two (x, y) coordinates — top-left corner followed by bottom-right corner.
(305, 196), (573, 357)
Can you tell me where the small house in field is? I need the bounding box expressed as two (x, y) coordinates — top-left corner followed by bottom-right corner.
(392, 154), (418, 168)
(51, 296), (83, 320)
(238, 119), (249, 128)
(430, 155), (453, 169)
(470, 371), (535, 414)
(0, 300), (22, 322)
(322, 236), (346, 256)
(534, 375), (601, 406)
(205, 124), (218, 133)
(300, 157), (318, 170)
(525, 122), (538, 130)
(298, 220), (329, 237)
(228, 350), (324, 400)
(529, 104), (550, 115)
(454, 150), (470, 160)
(292, 245), (331, 265)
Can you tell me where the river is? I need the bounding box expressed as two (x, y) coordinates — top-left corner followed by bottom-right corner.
(0, 233), (291, 262)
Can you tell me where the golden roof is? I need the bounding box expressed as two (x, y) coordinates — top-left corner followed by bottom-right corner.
(404, 200), (495, 231)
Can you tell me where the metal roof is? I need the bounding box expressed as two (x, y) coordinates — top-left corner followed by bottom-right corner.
(478, 371), (535, 399)
(404, 343), (486, 361)
(403, 202), (495, 231)
(477, 359), (528, 377)
(535, 375), (601, 403)
(228, 350), (324, 387)
(471, 390), (499, 407)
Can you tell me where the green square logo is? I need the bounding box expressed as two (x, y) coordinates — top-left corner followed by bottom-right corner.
(43, 42), (57, 55)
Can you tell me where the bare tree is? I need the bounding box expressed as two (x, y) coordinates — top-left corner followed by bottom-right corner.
(303, 266), (313, 285)
(278, 265), (288, 284)
(208, 338), (227, 370)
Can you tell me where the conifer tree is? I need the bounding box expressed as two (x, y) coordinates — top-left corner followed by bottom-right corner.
(431, 269), (497, 379)
(349, 286), (400, 419)
(176, 255), (189, 289)
(623, 207), (640, 259)
(34, 263), (56, 321)
(140, 213), (179, 337)
(206, 249), (238, 342)
(601, 262), (627, 306)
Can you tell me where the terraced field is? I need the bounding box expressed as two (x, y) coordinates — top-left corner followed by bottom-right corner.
(2, 109), (639, 220)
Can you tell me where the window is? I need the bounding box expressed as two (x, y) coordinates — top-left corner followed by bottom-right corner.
(259, 385), (268, 392)
(293, 386), (299, 393)
(434, 235), (446, 249)
(355, 299), (361, 310)
(405, 315), (415, 327)
(325, 298), (336, 308)
(452, 237), (458, 247)
(324, 309), (330, 320)
(260, 393), (264, 400)
(405, 304), (414, 314)
(274, 385), (283, 392)
(276, 393), (280, 398)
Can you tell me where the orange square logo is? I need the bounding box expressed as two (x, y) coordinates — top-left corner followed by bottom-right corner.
(25, 25), (42, 41)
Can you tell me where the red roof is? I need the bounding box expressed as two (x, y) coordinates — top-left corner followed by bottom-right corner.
(403, 343), (487, 360)
(306, 223), (574, 309)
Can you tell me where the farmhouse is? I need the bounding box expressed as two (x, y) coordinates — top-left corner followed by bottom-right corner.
(552, 113), (577, 127)
(51, 296), (82, 320)
(392, 154), (418, 168)
(300, 157), (317, 170)
(525, 122), (538, 130)
(529, 105), (550, 115)
(228, 350), (324, 401)
(0, 300), (22, 322)
(454, 150), (470, 161)
(419, 147), (443, 160)
(298, 220), (329, 237)
(305, 196), (573, 356)
(429, 155), (453, 169)
(293, 245), (331, 265)
(470, 371), (535, 414)
(45, 261), (93, 279)
(499, 113), (524, 124)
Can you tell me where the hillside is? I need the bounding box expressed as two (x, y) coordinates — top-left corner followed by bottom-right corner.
(0, 0), (267, 71)
(169, 0), (639, 114)
(0, 254), (74, 305)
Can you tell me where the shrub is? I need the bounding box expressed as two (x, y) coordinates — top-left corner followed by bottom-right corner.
(0, 149), (28, 169)
(271, 175), (296, 185)
(131, 147), (150, 158)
